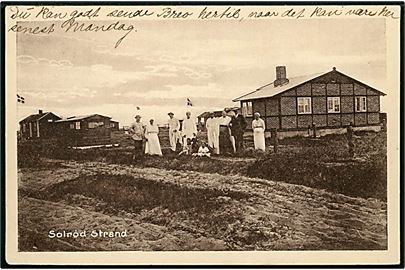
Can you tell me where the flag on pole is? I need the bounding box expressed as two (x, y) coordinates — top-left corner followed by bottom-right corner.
(187, 98), (193, 106)
(17, 94), (25, 104)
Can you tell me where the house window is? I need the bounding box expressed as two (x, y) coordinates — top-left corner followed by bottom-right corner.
(242, 101), (253, 116)
(355, 96), (367, 112)
(70, 123), (75, 129)
(327, 97), (341, 113)
(88, 122), (104, 129)
(75, 121), (81, 130)
(22, 124), (26, 132)
(297, 97), (312, 114)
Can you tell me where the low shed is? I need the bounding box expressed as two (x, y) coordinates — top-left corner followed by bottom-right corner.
(55, 114), (113, 146)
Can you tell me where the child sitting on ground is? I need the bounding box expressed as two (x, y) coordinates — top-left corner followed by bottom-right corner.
(193, 142), (211, 157)
(175, 140), (183, 153)
(178, 138), (192, 156)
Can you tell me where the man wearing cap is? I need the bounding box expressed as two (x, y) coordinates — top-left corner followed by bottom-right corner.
(129, 115), (145, 161)
(168, 112), (180, 152)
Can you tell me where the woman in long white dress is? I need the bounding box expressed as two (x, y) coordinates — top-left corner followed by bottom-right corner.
(252, 112), (266, 151)
(144, 119), (162, 156)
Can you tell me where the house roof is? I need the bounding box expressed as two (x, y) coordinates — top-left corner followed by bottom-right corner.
(198, 111), (218, 118)
(19, 112), (61, 123)
(197, 107), (240, 118)
(233, 69), (386, 102)
(55, 114), (111, 123)
(234, 73), (324, 102)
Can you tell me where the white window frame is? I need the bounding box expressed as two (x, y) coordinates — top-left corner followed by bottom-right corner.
(355, 96), (367, 112)
(75, 121), (81, 130)
(88, 121), (104, 129)
(297, 97), (312, 114)
(327, 97), (341, 113)
(242, 101), (253, 116)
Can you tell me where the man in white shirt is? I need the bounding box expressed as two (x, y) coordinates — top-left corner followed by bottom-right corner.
(182, 111), (197, 145)
(205, 112), (219, 154)
(167, 112), (180, 151)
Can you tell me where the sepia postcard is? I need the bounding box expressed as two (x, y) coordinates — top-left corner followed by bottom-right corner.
(2, 2), (403, 266)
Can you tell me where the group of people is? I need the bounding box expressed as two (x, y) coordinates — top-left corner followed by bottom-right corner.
(130, 115), (162, 159)
(128, 109), (267, 161)
(205, 109), (266, 154)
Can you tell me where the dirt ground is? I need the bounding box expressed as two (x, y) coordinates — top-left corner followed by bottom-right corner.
(18, 159), (387, 251)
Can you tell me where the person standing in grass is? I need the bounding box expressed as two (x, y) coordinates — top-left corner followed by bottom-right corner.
(205, 112), (219, 154)
(168, 112), (180, 152)
(129, 115), (145, 161)
(252, 112), (266, 151)
(230, 108), (247, 153)
(218, 110), (232, 155)
(182, 111), (197, 145)
(144, 119), (162, 156)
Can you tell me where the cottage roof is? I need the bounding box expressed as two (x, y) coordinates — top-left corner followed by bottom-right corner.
(233, 69), (386, 102)
(55, 114), (112, 122)
(234, 73), (323, 102)
(19, 112), (61, 123)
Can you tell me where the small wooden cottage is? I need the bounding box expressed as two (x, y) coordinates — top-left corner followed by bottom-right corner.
(55, 114), (113, 146)
(19, 110), (61, 140)
(233, 66), (385, 137)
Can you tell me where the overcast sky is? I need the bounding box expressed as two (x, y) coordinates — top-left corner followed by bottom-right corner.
(17, 18), (387, 126)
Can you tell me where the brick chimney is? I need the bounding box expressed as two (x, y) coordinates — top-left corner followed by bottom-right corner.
(39, 109), (43, 114)
(274, 66), (289, 87)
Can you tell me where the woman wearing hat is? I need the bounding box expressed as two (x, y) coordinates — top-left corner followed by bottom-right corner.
(252, 112), (266, 151)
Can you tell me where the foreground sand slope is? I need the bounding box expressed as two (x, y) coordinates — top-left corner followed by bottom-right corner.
(18, 160), (387, 251)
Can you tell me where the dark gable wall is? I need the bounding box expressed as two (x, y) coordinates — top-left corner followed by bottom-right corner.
(20, 113), (61, 139)
(39, 113), (62, 138)
(58, 115), (112, 146)
(246, 70), (382, 131)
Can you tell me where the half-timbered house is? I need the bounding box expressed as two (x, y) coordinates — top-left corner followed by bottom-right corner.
(233, 66), (385, 137)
